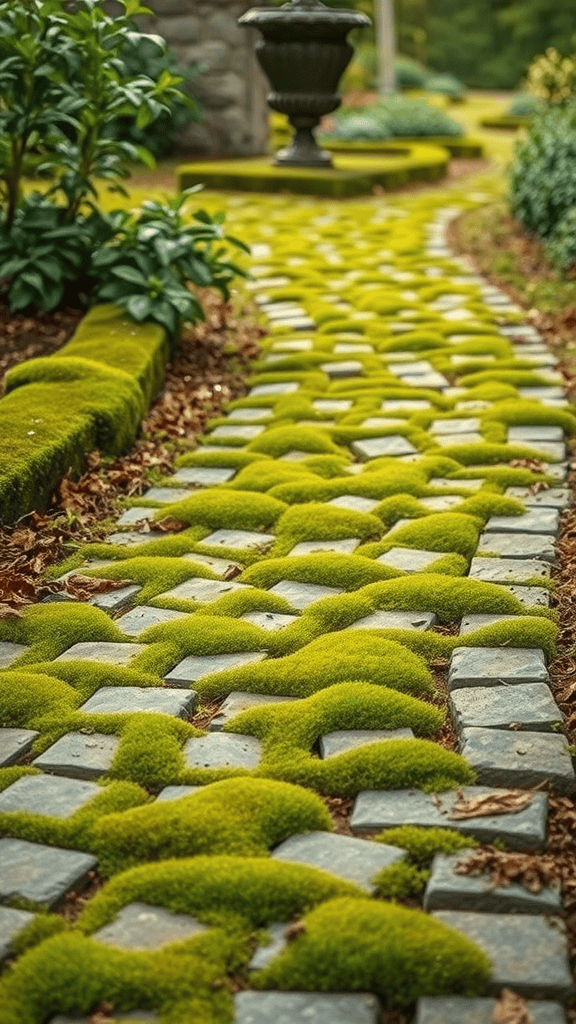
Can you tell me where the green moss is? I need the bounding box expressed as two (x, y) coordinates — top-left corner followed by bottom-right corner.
(240, 552), (394, 592)
(0, 602), (130, 663)
(362, 512), (481, 561)
(372, 860), (430, 899)
(255, 897), (491, 1006)
(194, 632), (434, 700)
(360, 573), (531, 621)
(273, 503), (382, 555)
(247, 426), (344, 458)
(176, 449), (270, 469)
(10, 914), (70, 957)
(157, 489), (286, 531)
(92, 777), (332, 875)
(0, 671), (81, 729)
(378, 825), (478, 864)
(78, 855), (363, 935)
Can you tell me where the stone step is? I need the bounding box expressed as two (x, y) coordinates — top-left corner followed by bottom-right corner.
(459, 728), (576, 795)
(414, 996), (567, 1024)
(424, 851), (563, 914)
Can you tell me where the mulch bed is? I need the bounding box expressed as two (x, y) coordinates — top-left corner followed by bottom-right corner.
(0, 302), (83, 385)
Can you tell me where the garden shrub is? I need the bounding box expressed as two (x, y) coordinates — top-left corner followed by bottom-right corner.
(509, 103), (576, 240)
(508, 93), (543, 117)
(545, 206), (576, 272)
(425, 73), (466, 101)
(525, 47), (576, 106)
(255, 897), (491, 1006)
(321, 97), (463, 142)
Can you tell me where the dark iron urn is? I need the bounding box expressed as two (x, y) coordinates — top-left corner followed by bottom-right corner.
(239, 0), (370, 167)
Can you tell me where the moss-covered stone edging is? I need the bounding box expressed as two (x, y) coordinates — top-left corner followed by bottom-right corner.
(177, 145), (450, 198)
(479, 115), (530, 130)
(322, 136), (484, 159)
(0, 173), (574, 1021)
(0, 304), (169, 525)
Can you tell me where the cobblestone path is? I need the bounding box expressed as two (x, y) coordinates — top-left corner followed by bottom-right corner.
(0, 178), (574, 1023)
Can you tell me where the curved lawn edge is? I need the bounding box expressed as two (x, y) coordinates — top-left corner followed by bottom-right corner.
(322, 136), (484, 159)
(0, 303), (170, 525)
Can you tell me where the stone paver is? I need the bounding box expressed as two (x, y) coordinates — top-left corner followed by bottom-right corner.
(448, 647), (548, 689)
(319, 728), (414, 758)
(268, 579), (344, 609)
(0, 641), (28, 668)
(55, 642), (146, 665)
(94, 902), (207, 950)
(155, 577), (248, 604)
(414, 997), (567, 1024)
(0, 728), (39, 767)
(424, 850), (563, 914)
(165, 650), (267, 687)
(33, 732), (119, 779)
(458, 612), (520, 634)
(0, 774), (100, 817)
(234, 992), (381, 1024)
(376, 547), (447, 572)
(289, 538), (360, 556)
(116, 507), (157, 526)
(156, 785), (202, 801)
(460, 728), (576, 794)
(80, 687), (196, 719)
(347, 610), (437, 631)
(506, 486), (570, 509)
(183, 733), (262, 769)
(350, 786), (548, 849)
(272, 831), (405, 892)
(209, 691), (294, 731)
(0, 906), (34, 965)
(90, 584), (142, 613)
(469, 557), (551, 583)
(198, 529), (275, 550)
(117, 606), (189, 635)
(0, 838), (97, 908)
(171, 466), (235, 486)
(352, 436), (417, 459)
(248, 921), (289, 970)
(449, 682), (562, 735)
(143, 487), (191, 503)
(484, 509), (560, 535)
(476, 532), (556, 562)
(183, 553), (244, 576)
(240, 610), (299, 632)
(431, 912), (572, 999)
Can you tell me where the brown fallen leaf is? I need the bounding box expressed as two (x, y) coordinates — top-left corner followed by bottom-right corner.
(285, 921), (307, 941)
(64, 575), (133, 600)
(223, 564), (242, 580)
(148, 517), (188, 533)
(493, 988), (532, 1024)
(508, 458), (547, 474)
(455, 845), (558, 893)
(449, 788), (539, 820)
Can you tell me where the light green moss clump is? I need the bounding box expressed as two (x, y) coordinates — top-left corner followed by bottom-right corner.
(157, 489), (287, 531)
(377, 825), (478, 863)
(0, 601), (127, 663)
(255, 897), (491, 1005)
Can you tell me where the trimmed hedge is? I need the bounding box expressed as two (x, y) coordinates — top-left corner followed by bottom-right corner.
(0, 304), (169, 524)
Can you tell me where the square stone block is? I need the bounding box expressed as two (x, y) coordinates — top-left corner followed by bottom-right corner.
(381, 400), (431, 411)
(469, 557), (551, 584)
(198, 529), (275, 551)
(234, 991), (381, 1024)
(420, 495), (463, 511)
(506, 486), (570, 509)
(424, 851), (563, 914)
(319, 728), (414, 758)
(501, 584), (550, 607)
(359, 417), (405, 430)
(272, 831), (405, 892)
(288, 538), (360, 557)
(485, 509), (560, 535)
(80, 687), (196, 719)
(118, 606), (188, 636)
(33, 732), (119, 780)
(268, 580), (343, 610)
(0, 728), (39, 768)
(240, 611), (298, 632)
(228, 407), (272, 421)
(0, 774), (100, 818)
(393, 360), (434, 375)
(430, 418), (481, 435)
(377, 547), (445, 572)
(402, 372), (448, 389)
(432, 478), (483, 491)
(347, 610), (437, 631)
(431, 911), (572, 999)
(0, 838), (97, 908)
(350, 786), (548, 849)
(320, 360), (363, 378)
(0, 641), (28, 668)
(94, 901), (207, 950)
(313, 399), (352, 412)
(459, 613), (521, 635)
(165, 651), (267, 687)
(105, 532), (164, 548)
(55, 642), (146, 666)
(450, 682), (562, 735)
(460, 727), (576, 794)
(183, 732), (262, 770)
(434, 433), (483, 447)
(210, 424), (264, 441)
(414, 996), (567, 1024)
(279, 450), (313, 462)
(328, 495), (379, 513)
(519, 387), (566, 402)
(250, 383), (299, 396)
(509, 426), (564, 443)
(116, 507), (156, 526)
(478, 533), (556, 562)
(143, 487), (191, 504)
(156, 577), (248, 604)
(449, 646), (548, 689)
(0, 906), (34, 964)
(183, 553), (244, 577)
(352, 436), (417, 459)
(171, 466), (235, 486)
(91, 584), (142, 613)
(156, 786), (202, 801)
(210, 691), (295, 732)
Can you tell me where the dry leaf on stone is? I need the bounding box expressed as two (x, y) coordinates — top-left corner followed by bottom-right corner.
(148, 517), (188, 533)
(223, 564), (242, 580)
(492, 988), (532, 1024)
(455, 845), (559, 892)
(449, 788), (537, 820)
(64, 575), (132, 600)
(285, 921), (307, 941)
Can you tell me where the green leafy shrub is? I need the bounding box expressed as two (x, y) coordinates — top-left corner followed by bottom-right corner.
(545, 205), (576, 272)
(508, 93), (543, 117)
(525, 48), (576, 106)
(321, 97), (463, 142)
(425, 73), (466, 101)
(509, 103), (576, 239)
(395, 55), (429, 90)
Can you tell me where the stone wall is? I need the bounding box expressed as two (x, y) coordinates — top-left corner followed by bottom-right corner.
(141, 1), (269, 157)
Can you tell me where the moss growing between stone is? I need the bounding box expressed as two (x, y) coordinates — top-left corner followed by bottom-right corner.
(93, 777), (332, 876)
(176, 449), (270, 470)
(0, 601), (128, 664)
(273, 503), (383, 555)
(255, 897), (491, 1006)
(378, 825), (478, 863)
(78, 856), (364, 935)
(194, 632), (434, 700)
(157, 489), (287, 531)
(247, 426), (344, 459)
(360, 573), (532, 621)
(363, 512), (481, 561)
(240, 552), (395, 592)
(372, 861), (430, 899)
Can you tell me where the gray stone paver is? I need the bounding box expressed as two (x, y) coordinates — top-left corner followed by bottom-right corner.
(0, 906), (34, 964)
(143, 487), (191, 503)
(0, 728), (39, 767)
(458, 612), (519, 634)
(484, 509), (560, 535)
(449, 682), (562, 735)
(431, 911), (572, 999)
(183, 552), (244, 576)
(117, 606), (189, 635)
(350, 786), (548, 849)
(248, 921), (289, 970)
(347, 610), (437, 630)
(352, 436), (417, 459)
(234, 992), (381, 1024)
(55, 642), (146, 665)
(476, 532), (556, 562)
(424, 851), (563, 914)
(80, 687), (196, 719)
(90, 584), (142, 613)
(509, 426), (564, 443)
(116, 507), (156, 526)
(448, 647), (548, 689)
(94, 902), (207, 950)
(183, 732), (262, 769)
(268, 579), (344, 609)
(376, 547), (447, 572)
(501, 584), (551, 607)
(240, 611), (299, 632)
(171, 466), (235, 486)
(0, 641), (28, 668)
(198, 529), (275, 550)
(210, 691), (294, 731)
(155, 577), (248, 604)
(165, 650), (266, 687)
(414, 997), (567, 1024)
(0, 774), (100, 817)
(0, 838), (97, 908)
(319, 728), (414, 757)
(288, 538), (360, 556)
(32, 732), (119, 779)
(156, 785), (202, 801)
(505, 486), (570, 508)
(469, 557), (551, 583)
(460, 727), (576, 794)
(272, 831), (405, 892)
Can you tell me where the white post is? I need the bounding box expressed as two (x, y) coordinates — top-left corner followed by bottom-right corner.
(375, 0), (396, 95)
